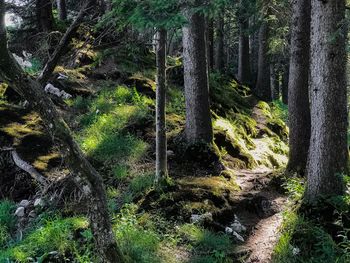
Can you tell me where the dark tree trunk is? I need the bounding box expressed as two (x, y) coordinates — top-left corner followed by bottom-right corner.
(270, 64), (279, 100)
(250, 24), (259, 85)
(208, 18), (214, 70)
(305, 0), (348, 202)
(182, 8), (213, 144)
(237, 0), (251, 84)
(255, 22), (271, 101)
(0, 2), (124, 261)
(287, 0), (311, 173)
(36, 0), (54, 32)
(57, 0), (67, 21)
(155, 28), (168, 184)
(215, 15), (225, 72)
(281, 60), (289, 105)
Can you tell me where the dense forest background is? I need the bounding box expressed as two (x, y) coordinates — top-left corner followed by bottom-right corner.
(0, 0), (349, 262)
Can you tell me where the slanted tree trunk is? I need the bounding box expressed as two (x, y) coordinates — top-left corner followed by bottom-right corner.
(305, 0), (347, 202)
(36, 0), (54, 32)
(155, 28), (168, 184)
(287, 0), (311, 173)
(215, 15), (225, 72)
(38, 0), (94, 85)
(57, 0), (67, 21)
(255, 22), (271, 101)
(0, 2), (124, 261)
(182, 7), (213, 144)
(237, 0), (251, 84)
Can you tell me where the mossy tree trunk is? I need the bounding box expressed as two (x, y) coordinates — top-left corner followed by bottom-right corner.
(287, 0), (311, 173)
(255, 22), (271, 101)
(155, 28), (168, 184)
(237, 0), (251, 84)
(182, 5), (213, 145)
(0, 2), (124, 262)
(305, 0), (347, 202)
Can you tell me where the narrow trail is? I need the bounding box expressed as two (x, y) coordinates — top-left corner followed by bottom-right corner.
(232, 168), (287, 263)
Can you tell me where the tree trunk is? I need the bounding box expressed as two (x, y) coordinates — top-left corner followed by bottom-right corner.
(250, 25), (259, 85)
(38, 1), (93, 85)
(57, 0), (67, 21)
(36, 0), (54, 32)
(0, 2), (124, 261)
(207, 18), (214, 71)
(155, 28), (168, 184)
(255, 22), (271, 101)
(270, 64), (279, 100)
(305, 0), (347, 202)
(287, 0), (311, 173)
(215, 15), (225, 72)
(281, 60), (289, 105)
(182, 8), (213, 144)
(237, 0), (251, 84)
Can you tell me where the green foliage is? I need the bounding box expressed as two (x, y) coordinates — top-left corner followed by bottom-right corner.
(0, 200), (16, 233)
(0, 216), (92, 262)
(24, 57), (43, 75)
(282, 177), (305, 201)
(271, 100), (288, 123)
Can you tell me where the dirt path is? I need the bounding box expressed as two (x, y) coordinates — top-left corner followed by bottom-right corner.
(232, 168), (287, 263)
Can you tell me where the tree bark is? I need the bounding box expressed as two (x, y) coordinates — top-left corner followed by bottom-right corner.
(255, 22), (271, 101)
(270, 64), (279, 100)
(305, 0), (347, 202)
(38, 1), (93, 86)
(287, 0), (311, 173)
(215, 14), (225, 72)
(237, 0), (251, 84)
(57, 0), (67, 21)
(281, 59), (289, 105)
(155, 28), (168, 184)
(36, 0), (54, 32)
(182, 7), (213, 144)
(0, 2), (124, 261)
(250, 25), (259, 85)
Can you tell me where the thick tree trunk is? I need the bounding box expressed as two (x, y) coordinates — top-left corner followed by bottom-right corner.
(237, 0), (251, 84)
(155, 28), (168, 184)
(255, 22), (271, 101)
(182, 8), (213, 144)
(287, 0), (311, 173)
(36, 0), (54, 32)
(215, 15), (225, 72)
(0, 2), (124, 261)
(305, 0), (347, 202)
(38, 1), (93, 85)
(208, 18), (214, 70)
(57, 0), (67, 21)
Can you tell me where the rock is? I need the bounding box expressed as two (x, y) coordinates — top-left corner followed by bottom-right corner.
(225, 227), (245, 242)
(34, 198), (44, 207)
(190, 212), (213, 224)
(44, 83), (72, 99)
(230, 215), (247, 233)
(28, 210), (36, 218)
(15, 207), (25, 217)
(18, 199), (30, 208)
(292, 246), (300, 255)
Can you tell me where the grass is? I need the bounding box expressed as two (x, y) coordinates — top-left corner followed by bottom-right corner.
(0, 200), (16, 248)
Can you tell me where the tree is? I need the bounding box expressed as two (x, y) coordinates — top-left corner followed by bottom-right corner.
(57, 0), (67, 21)
(255, 21), (271, 101)
(305, 0), (348, 202)
(182, 5), (213, 145)
(286, 0), (311, 173)
(237, 0), (250, 84)
(215, 13), (225, 72)
(0, 1), (124, 262)
(36, 0), (54, 31)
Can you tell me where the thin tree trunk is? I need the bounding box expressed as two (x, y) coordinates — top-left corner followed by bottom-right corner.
(238, 0), (251, 84)
(57, 0), (67, 21)
(0, 2), (124, 261)
(255, 22), (271, 101)
(38, 1), (93, 85)
(215, 15), (225, 72)
(305, 0), (347, 202)
(207, 18), (214, 71)
(250, 24), (259, 85)
(270, 64), (279, 100)
(155, 28), (168, 184)
(182, 7), (213, 144)
(36, 0), (54, 32)
(287, 0), (311, 173)
(281, 59), (289, 105)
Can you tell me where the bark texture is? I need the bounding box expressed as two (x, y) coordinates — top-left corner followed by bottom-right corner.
(306, 0), (348, 202)
(0, 2), (124, 261)
(215, 15), (225, 72)
(238, 0), (251, 84)
(182, 8), (213, 144)
(57, 0), (67, 21)
(255, 22), (271, 101)
(155, 29), (168, 183)
(281, 60), (289, 105)
(36, 0), (54, 32)
(287, 0), (311, 173)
